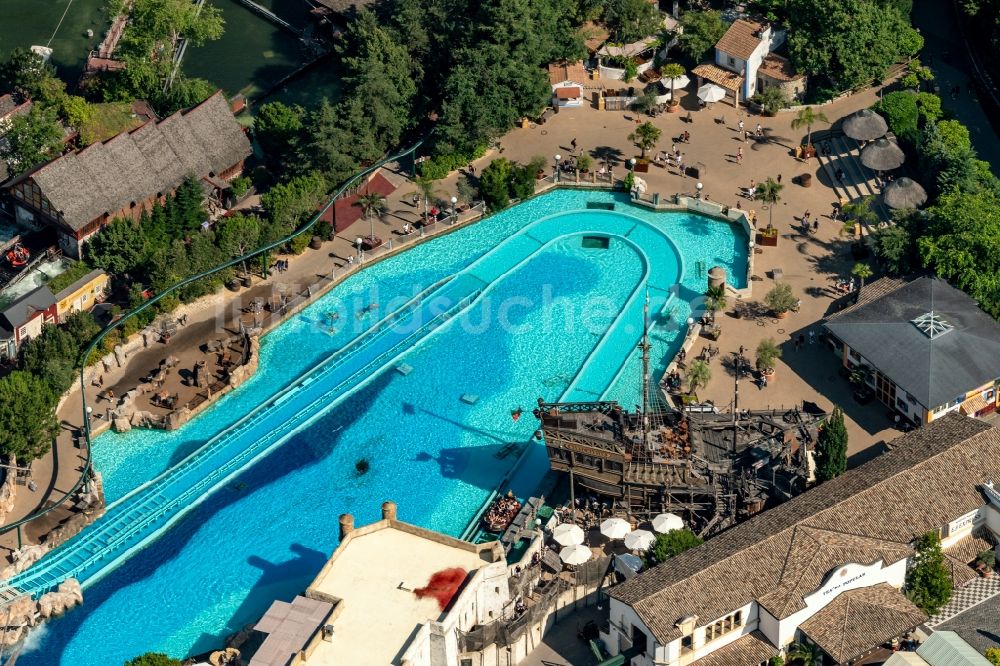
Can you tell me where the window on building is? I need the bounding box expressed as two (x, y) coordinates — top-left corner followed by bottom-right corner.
(728, 56), (736, 66)
(460, 659), (473, 666)
(631, 625), (649, 654)
(704, 610), (744, 643)
(681, 635), (693, 653)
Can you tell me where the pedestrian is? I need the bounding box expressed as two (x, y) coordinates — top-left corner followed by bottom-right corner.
(736, 147), (743, 164)
(468, 164), (475, 176)
(813, 219), (819, 231)
(348, 255), (355, 265)
(809, 331), (816, 345)
(671, 142), (677, 154)
(738, 119), (744, 133)
(570, 137), (578, 151)
(836, 168), (845, 182)
(756, 123), (763, 136)
(744, 130), (750, 144)
(776, 174), (782, 184)
(98, 375), (104, 387)
(412, 193), (419, 206)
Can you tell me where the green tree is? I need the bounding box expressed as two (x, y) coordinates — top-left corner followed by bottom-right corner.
(786, 0), (922, 92)
(124, 653), (184, 666)
(678, 10), (727, 62)
(63, 311), (102, 350)
(851, 262), (873, 295)
(604, 0), (662, 42)
(128, 0), (225, 49)
(480, 158), (514, 211)
(260, 172), (327, 237)
(0, 371), (58, 461)
(840, 195), (879, 234)
(413, 175), (439, 222)
(790, 106), (829, 148)
(356, 191), (387, 241)
(787, 642), (825, 666)
(685, 359), (711, 394)
(755, 338), (782, 372)
(644, 529), (702, 566)
(915, 92), (942, 124)
(661, 63), (686, 103)
(919, 188), (1000, 318)
(0, 48), (65, 104)
(0, 105), (64, 172)
(86, 218), (147, 277)
(216, 213), (260, 280)
(985, 647), (1000, 666)
(755, 177), (783, 228)
(871, 223), (917, 275)
(873, 92), (919, 147)
(253, 101), (304, 164)
(628, 121), (662, 158)
(815, 406), (848, 482)
(705, 285), (727, 314)
(295, 100), (358, 184)
(17, 324), (78, 393)
(764, 282), (797, 315)
(752, 86), (790, 115)
(906, 531), (953, 615)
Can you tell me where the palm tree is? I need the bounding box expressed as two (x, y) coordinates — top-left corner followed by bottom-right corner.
(356, 192), (387, 241)
(628, 122), (662, 159)
(661, 63), (686, 103)
(840, 196), (878, 235)
(791, 106), (829, 149)
(705, 285), (726, 318)
(754, 177), (783, 228)
(787, 641), (825, 666)
(685, 359), (712, 395)
(414, 176), (438, 222)
(851, 262), (873, 301)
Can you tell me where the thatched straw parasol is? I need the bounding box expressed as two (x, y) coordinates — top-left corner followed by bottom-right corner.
(842, 108), (888, 142)
(883, 177), (928, 209)
(861, 137), (905, 171)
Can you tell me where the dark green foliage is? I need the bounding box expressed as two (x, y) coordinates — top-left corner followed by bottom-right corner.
(786, 0), (922, 92)
(18, 325), (78, 394)
(871, 214), (919, 275)
(677, 10), (727, 62)
(603, 0), (662, 42)
(124, 653), (184, 666)
(906, 532), (953, 615)
(0, 48), (66, 105)
(86, 218), (148, 277)
(479, 158), (514, 211)
(45, 261), (96, 294)
(254, 102), (305, 166)
(0, 105), (65, 172)
(419, 146), (488, 180)
(644, 529), (702, 566)
(816, 406), (847, 482)
(0, 371), (59, 461)
(873, 91), (920, 147)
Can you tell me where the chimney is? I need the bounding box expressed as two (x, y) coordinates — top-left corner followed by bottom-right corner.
(338, 513), (354, 541)
(381, 500), (398, 521)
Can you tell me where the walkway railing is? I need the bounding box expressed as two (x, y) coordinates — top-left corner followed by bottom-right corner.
(0, 136), (428, 549)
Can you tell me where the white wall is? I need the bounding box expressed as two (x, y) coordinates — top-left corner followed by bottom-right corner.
(986, 504), (1000, 538)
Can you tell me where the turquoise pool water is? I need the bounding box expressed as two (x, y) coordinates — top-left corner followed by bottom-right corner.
(20, 190), (747, 664)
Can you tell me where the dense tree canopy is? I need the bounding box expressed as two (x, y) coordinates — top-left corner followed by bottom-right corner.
(786, 0), (922, 91)
(603, 0), (662, 42)
(815, 406), (848, 482)
(0, 105), (65, 172)
(644, 529), (703, 566)
(0, 371), (59, 461)
(906, 531), (952, 615)
(677, 10), (727, 62)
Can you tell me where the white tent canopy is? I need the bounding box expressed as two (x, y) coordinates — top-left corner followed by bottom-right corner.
(652, 513), (684, 533)
(560, 544), (593, 565)
(600, 517), (632, 540)
(697, 83), (726, 103)
(664, 74), (690, 90)
(552, 523), (585, 546)
(624, 529), (656, 551)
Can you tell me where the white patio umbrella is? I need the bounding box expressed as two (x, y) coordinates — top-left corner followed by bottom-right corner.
(600, 517), (632, 540)
(624, 529), (656, 551)
(697, 83), (726, 104)
(652, 513), (684, 533)
(664, 74), (690, 90)
(552, 523), (585, 546)
(560, 543), (593, 565)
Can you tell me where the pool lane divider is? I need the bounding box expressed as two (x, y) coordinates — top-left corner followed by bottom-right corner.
(12, 210), (683, 596)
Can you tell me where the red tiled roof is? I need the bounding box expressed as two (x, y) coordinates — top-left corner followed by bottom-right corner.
(555, 87), (581, 100)
(325, 171), (397, 233)
(715, 19), (766, 61)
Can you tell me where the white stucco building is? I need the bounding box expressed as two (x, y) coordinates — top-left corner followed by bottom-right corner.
(602, 413), (1000, 665)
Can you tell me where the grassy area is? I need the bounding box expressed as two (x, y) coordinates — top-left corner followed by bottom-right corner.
(79, 102), (147, 145)
(45, 260), (94, 293)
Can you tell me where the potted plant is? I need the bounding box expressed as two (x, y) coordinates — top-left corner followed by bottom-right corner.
(756, 338), (781, 379)
(976, 549), (995, 577)
(764, 283), (797, 318)
(661, 63), (686, 112)
(685, 359), (712, 396)
(790, 107), (829, 157)
(575, 154), (593, 174)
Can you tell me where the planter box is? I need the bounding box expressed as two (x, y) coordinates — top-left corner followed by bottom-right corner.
(755, 232), (779, 247)
(634, 161), (650, 173)
(361, 237), (384, 251)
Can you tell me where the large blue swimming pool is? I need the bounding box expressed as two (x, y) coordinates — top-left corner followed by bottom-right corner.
(20, 190), (748, 665)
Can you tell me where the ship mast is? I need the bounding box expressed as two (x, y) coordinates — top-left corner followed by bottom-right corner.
(640, 290), (651, 449)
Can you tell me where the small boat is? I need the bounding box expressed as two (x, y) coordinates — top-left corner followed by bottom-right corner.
(481, 491), (522, 533)
(5, 244), (29, 268)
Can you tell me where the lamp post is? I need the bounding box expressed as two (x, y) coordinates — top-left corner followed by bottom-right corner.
(450, 196), (458, 225)
(554, 154), (561, 182)
(355, 236), (363, 263)
(629, 157), (636, 171)
(696, 182), (704, 200)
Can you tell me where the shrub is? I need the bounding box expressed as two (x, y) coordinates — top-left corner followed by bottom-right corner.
(986, 647), (1000, 666)
(873, 91), (919, 147)
(752, 86), (789, 116)
(755, 338), (781, 372)
(125, 653), (183, 666)
(419, 145), (487, 180)
(229, 176), (251, 198)
(45, 261), (95, 294)
(906, 531), (953, 615)
(644, 529), (702, 566)
(915, 92), (942, 124)
(764, 283), (797, 314)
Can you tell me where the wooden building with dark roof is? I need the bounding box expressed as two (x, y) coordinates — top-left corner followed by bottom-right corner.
(601, 413), (1000, 665)
(3, 91), (252, 258)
